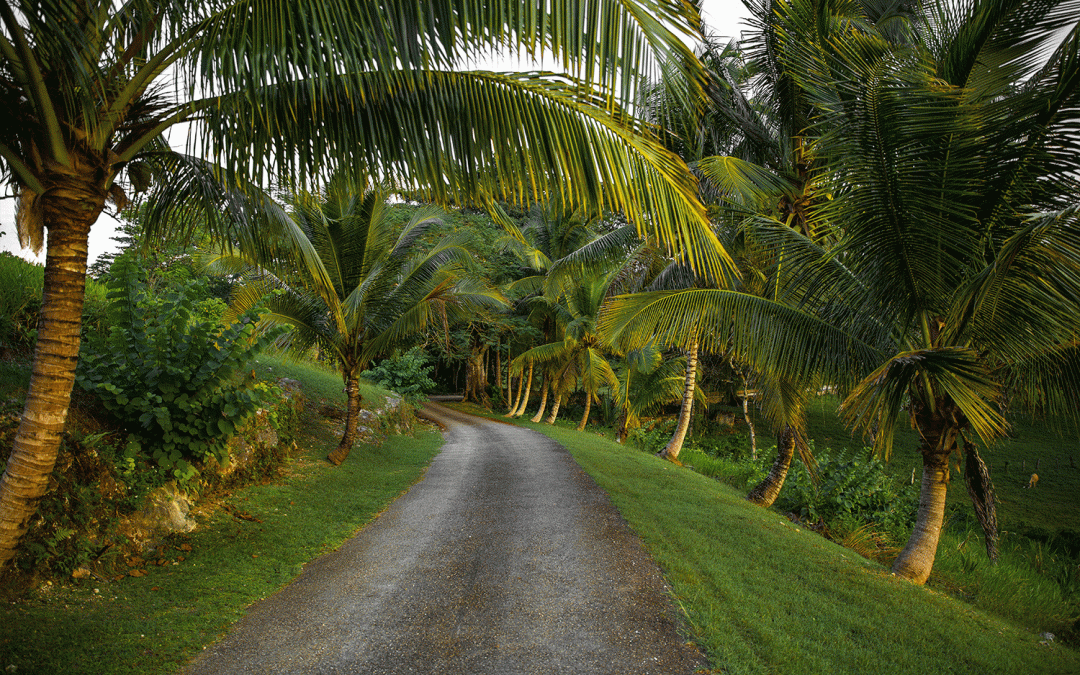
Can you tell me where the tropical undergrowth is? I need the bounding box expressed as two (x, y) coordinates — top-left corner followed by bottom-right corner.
(77, 257), (284, 481)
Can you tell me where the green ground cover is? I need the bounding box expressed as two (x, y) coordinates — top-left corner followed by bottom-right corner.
(453, 402), (1080, 674)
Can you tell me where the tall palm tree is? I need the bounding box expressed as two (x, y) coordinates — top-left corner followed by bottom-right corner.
(515, 268), (621, 430)
(776, 0), (1080, 583)
(0, 0), (732, 571)
(628, 11), (837, 470)
(210, 178), (505, 465)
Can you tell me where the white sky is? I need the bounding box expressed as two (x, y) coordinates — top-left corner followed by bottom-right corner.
(0, 0), (749, 266)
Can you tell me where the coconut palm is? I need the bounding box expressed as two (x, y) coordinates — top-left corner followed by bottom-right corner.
(514, 269), (621, 430)
(612, 345), (707, 444)
(209, 178), (504, 465)
(500, 204), (599, 416)
(775, 0), (1080, 582)
(0, 0), (733, 570)
(626, 13), (836, 469)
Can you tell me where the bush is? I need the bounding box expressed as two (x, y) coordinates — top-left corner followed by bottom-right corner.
(0, 252), (43, 351)
(627, 419), (677, 454)
(361, 348), (437, 401)
(775, 444), (919, 530)
(76, 258), (282, 481)
(0, 252), (112, 351)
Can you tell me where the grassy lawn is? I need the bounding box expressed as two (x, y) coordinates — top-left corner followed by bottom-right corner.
(450, 401), (1080, 675)
(0, 357), (442, 675)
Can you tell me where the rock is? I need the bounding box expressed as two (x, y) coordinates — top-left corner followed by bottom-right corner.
(116, 482), (197, 551)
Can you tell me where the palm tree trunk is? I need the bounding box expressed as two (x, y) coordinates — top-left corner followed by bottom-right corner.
(739, 369), (757, 460)
(512, 362), (533, 417)
(544, 392), (562, 424)
(892, 402), (959, 584)
(327, 375), (363, 465)
(506, 370), (524, 416)
(615, 409), (629, 443)
(530, 379), (549, 423)
(576, 393), (592, 431)
(892, 449), (951, 583)
(0, 186), (100, 571)
(494, 338), (503, 405)
(747, 425), (796, 507)
(659, 339), (698, 463)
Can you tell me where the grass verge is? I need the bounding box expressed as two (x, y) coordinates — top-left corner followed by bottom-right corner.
(0, 359), (442, 675)
(451, 402), (1080, 675)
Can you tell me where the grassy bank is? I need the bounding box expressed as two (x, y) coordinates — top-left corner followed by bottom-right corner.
(452, 402), (1080, 675)
(0, 357), (442, 675)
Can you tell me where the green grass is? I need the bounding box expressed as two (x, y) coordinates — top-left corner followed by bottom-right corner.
(452, 402), (1080, 675)
(250, 351), (389, 409)
(0, 358), (442, 675)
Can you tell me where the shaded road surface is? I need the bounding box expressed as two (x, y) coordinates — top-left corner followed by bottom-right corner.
(184, 403), (706, 675)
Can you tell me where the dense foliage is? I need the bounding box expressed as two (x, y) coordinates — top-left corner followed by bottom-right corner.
(76, 259), (282, 480)
(775, 445), (919, 531)
(361, 349), (438, 402)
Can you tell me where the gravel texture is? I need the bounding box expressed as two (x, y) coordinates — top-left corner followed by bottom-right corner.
(183, 403), (707, 674)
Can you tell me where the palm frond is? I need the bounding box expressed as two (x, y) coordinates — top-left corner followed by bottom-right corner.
(842, 347), (1008, 457)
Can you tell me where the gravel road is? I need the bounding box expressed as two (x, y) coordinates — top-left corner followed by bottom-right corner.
(183, 403), (707, 674)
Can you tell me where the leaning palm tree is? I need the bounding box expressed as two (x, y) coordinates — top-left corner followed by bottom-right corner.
(612, 345), (705, 444)
(0, 0), (733, 571)
(209, 178), (505, 465)
(776, 0), (1080, 583)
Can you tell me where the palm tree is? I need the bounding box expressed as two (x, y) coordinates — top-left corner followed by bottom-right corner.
(775, 0), (1080, 583)
(611, 346), (703, 443)
(0, 0), (732, 571)
(210, 178), (504, 465)
(515, 269), (620, 430)
(626, 14), (834, 469)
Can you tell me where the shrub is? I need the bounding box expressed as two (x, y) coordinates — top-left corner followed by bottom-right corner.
(627, 418), (677, 454)
(775, 444), (919, 530)
(0, 252), (43, 351)
(361, 348), (437, 402)
(76, 258), (282, 481)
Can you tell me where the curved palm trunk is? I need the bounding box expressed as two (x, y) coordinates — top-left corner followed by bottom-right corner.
(659, 339), (698, 463)
(544, 392), (562, 424)
(512, 362), (533, 417)
(747, 425), (796, 507)
(505, 370), (524, 416)
(576, 393), (592, 431)
(892, 400), (961, 583)
(530, 379), (549, 423)
(327, 375), (363, 465)
(0, 183), (101, 571)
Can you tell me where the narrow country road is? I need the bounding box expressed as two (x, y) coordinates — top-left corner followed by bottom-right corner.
(183, 403), (707, 675)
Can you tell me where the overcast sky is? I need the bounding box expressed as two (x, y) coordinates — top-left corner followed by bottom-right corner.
(0, 0), (750, 266)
